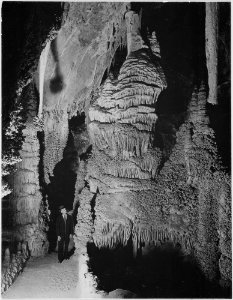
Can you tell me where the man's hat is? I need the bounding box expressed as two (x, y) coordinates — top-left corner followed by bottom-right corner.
(59, 205), (65, 211)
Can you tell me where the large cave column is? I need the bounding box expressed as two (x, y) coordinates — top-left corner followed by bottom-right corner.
(86, 8), (167, 255)
(8, 83), (49, 256)
(206, 2), (219, 105)
(185, 84), (228, 282)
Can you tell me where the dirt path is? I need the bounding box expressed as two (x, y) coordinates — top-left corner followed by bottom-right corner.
(2, 253), (80, 298)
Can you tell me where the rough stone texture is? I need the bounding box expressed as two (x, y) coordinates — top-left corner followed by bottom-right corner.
(156, 85), (231, 282)
(76, 10), (167, 257)
(40, 2), (129, 183)
(206, 2), (219, 105)
(76, 28), (231, 282)
(1, 242), (29, 294)
(2, 3), (231, 293)
(8, 83), (49, 257)
(2, 3), (63, 196)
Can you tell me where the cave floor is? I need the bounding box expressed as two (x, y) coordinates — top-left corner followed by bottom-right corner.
(2, 253), (80, 298)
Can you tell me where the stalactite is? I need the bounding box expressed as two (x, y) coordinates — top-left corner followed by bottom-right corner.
(38, 41), (51, 118)
(125, 10), (148, 55)
(206, 2), (219, 105)
(93, 219), (194, 255)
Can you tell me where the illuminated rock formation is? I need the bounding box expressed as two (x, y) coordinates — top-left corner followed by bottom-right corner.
(7, 84), (49, 257)
(206, 2), (219, 105)
(40, 2), (128, 183)
(75, 9), (167, 258)
(2, 2), (231, 296)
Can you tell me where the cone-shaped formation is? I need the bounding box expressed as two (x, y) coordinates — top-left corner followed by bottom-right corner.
(88, 12), (166, 184)
(148, 31), (161, 58)
(81, 10), (167, 255)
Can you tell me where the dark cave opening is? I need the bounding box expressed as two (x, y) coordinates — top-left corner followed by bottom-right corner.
(45, 112), (88, 252)
(87, 241), (230, 298)
(46, 133), (77, 252)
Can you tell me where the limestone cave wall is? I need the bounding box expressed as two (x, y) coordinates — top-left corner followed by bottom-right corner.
(2, 2), (231, 296)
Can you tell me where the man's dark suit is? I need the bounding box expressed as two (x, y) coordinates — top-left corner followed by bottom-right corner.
(56, 213), (74, 262)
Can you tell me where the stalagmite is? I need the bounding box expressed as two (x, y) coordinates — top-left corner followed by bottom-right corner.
(148, 31), (161, 58)
(205, 2), (219, 105)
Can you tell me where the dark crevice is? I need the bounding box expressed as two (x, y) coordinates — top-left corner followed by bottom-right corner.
(80, 145), (92, 161)
(37, 131), (47, 201)
(100, 69), (108, 86)
(108, 46), (127, 79)
(46, 128), (78, 252)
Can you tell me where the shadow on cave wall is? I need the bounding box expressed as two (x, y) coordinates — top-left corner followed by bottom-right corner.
(49, 38), (64, 94)
(87, 241), (231, 298)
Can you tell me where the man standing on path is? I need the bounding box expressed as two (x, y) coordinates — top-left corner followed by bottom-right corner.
(56, 205), (74, 263)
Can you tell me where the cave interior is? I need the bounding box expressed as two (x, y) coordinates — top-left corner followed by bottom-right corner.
(1, 1), (231, 298)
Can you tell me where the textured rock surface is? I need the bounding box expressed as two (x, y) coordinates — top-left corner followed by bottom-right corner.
(40, 2), (129, 183)
(1, 242), (29, 294)
(77, 10), (167, 255)
(159, 83), (231, 285)
(206, 2), (219, 105)
(2, 3), (231, 295)
(72, 9), (231, 287)
(8, 84), (49, 257)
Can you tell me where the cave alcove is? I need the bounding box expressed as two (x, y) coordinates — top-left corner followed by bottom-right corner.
(46, 113), (87, 252)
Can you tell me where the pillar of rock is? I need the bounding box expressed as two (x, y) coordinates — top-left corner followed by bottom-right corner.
(206, 2), (219, 105)
(76, 10), (167, 255)
(8, 83), (49, 256)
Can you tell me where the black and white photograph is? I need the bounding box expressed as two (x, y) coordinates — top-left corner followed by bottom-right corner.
(1, 1), (231, 298)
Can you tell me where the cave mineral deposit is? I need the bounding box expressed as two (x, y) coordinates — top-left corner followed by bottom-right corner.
(2, 2), (231, 298)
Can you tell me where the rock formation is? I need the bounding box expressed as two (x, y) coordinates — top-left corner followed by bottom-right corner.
(2, 2), (231, 296)
(8, 83), (49, 257)
(40, 2), (128, 183)
(1, 242), (29, 293)
(206, 2), (219, 105)
(82, 10), (167, 258)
